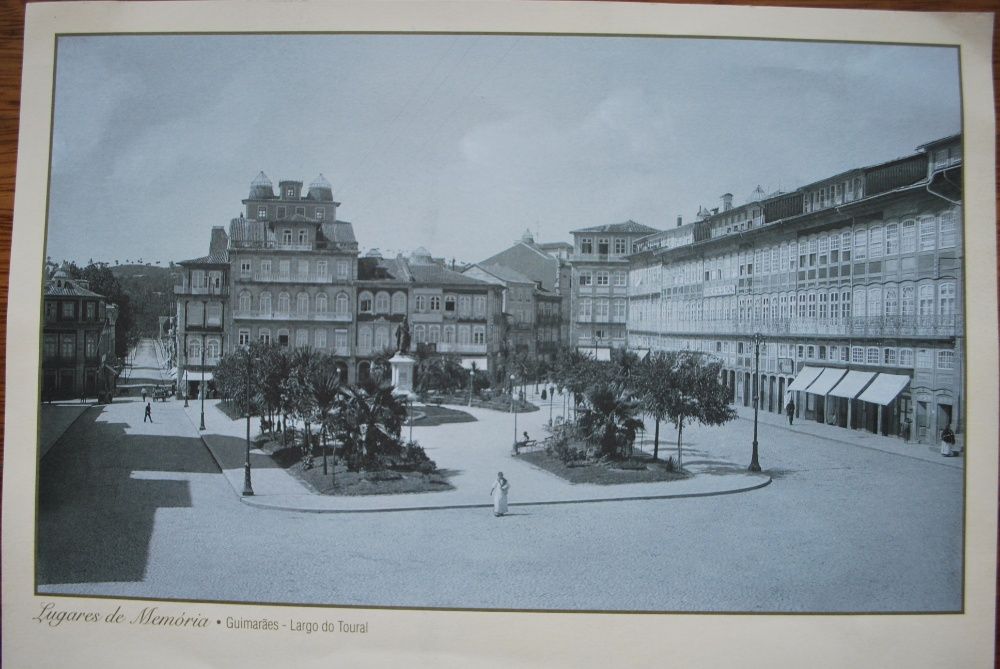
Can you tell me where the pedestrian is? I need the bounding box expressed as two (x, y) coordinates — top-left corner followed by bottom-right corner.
(490, 471), (510, 517)
(785, 398), (795, 425)
(144, 402), (152, 423)
(940, 424), (956, 457)
(141, 387), (147, 403)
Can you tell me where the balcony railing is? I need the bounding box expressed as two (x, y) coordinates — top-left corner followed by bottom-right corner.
(232, 310), (353, 322)
(230, 240), (314, 251)
(174, 285), (229, 296)
(627, 314), (961, 339)
(237, 272), (332, 284)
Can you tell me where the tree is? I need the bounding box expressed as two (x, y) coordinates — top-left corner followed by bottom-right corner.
(332, 382), (408, 471)
(282, 348), (320, 457)
(310, 354), (343, 476)
(634, 351), (676, 460)
(641, 351), (736, 468)
(67, 262), (136, 358)
(576, 383), (644, 459)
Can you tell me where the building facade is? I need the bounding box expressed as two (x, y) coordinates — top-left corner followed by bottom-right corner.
(42, 268), (119, 400)
(569, 220), (659, 360)
(226, 173), (360, 380)
(627, 135), (963, 446)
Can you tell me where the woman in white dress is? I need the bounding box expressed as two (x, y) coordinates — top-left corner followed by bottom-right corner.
(490, 472), (510, 516)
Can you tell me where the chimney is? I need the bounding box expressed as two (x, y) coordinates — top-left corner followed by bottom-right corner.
(676, 215), (682, 227)
(210, 226), (229, 256)
(721, 193), (733, 211)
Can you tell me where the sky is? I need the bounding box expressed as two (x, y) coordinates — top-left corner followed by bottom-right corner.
(45, 34), (961, 266)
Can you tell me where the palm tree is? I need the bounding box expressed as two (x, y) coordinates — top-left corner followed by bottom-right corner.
(283, 348), (320, 457)
(333, 383), (408, 471)
(311, 354), (343, 476)
(577, 383), (644, 459)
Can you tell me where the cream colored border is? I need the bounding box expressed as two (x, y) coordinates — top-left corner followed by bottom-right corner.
(4, 2), (996, 667)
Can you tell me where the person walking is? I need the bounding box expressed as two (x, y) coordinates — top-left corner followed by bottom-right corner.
(141, 387), (147, 403)
(490, 472), (510, 517)
(144, 401), (152, 423)
(940, 424), (956, 457)
(785, 398), (795, 426)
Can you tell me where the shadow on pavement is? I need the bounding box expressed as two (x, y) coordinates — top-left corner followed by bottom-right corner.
(37, 409), (219, 586)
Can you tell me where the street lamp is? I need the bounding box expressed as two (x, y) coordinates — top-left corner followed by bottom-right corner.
(242, 346), (255, 496)
(199, 330), (206, 430)
(468, 368), (474, 407)
(748, 332), (765, 472)
(510, 373), (517, 449)
(548, 384), (554, 425)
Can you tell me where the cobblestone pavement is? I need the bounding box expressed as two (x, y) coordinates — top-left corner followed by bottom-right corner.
(37, 387), (962, 612)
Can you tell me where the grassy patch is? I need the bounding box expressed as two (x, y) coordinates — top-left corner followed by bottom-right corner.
(408, 405), (477, 426)
(517, 450), (691, 485)
(260, 441), (454, 496)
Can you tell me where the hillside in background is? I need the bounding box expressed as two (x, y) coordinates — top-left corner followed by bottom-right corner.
(111, 263), (181, 336)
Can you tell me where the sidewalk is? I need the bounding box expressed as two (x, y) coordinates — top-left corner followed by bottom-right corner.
(731, 404), (965, 469)
(183, 396), (771, 513)
(39, 401), (94, 458)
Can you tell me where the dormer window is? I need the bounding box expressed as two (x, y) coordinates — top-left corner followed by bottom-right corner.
(258, 206), (268, 219)
(316, 209), (325, 220)
(285, 187), (295, 198)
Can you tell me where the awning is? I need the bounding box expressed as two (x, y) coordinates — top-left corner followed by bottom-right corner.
(459, 357), (488, 371)
(827, 370), (877, 399)
(805, 367), (848, 396)
(578, 347), (612, 361)
(786, 366), (823, 392)
(183, 371), (214, 384)
(857, 373), (911, 405)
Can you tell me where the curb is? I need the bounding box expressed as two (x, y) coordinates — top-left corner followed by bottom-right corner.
(234, 474), (773, 514)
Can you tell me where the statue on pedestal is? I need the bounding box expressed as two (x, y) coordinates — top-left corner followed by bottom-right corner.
(395, 315), (411, 355)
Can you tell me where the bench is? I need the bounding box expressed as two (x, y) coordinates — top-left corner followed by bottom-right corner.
(512, 439), (542, 455)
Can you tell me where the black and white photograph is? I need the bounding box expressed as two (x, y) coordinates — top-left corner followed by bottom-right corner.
(5, 3), (997, 666)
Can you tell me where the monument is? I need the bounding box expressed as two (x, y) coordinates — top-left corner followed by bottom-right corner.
(389, 316), (417, 400)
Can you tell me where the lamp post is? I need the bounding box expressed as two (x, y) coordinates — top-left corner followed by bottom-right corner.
(199, 330), (206, 430)
(748, 332), (764, 472)
(548, 384), (554, 425)
(468, 368), (474, 407)
(510, 373), (517, 448)
(242, 346), (254, 496)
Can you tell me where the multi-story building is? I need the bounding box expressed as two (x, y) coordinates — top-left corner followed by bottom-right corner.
(226, 172), (359, 379)
(174, 227), (229, 398)
(627, 134), (963, 446)
(476, 230), (574, 353)
(42, 267), (119, 400)
(570, 220), (659, 359)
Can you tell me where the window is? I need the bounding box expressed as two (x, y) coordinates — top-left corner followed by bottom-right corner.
(597, 238), (609, 255)
(829, 292), (839, 321)
(579, 298), (592, 318)
(901, 219), (917, 253)
(298, 230), (308, 245)
(428, 325), (440, 343)
(260, 259), (272, 276)
(359, 292), (373, 313)
(259, 328), (271, 345)
(374, 327), (390, 350)
(277, 293), (290, 314)
(852, 289), (865, 320)
(359, 327), (372, 351)
(187, 339), (201, 360)
(596, 272), (610, 286)
(296, 293), (309, 315)
(614, 272), (627, 287)
(296, 329), (309, 348)
(315, 292), (328, 313)
(916, 348), (933, 369)
(614, 238), (627, 255)
(866, 286), (881, 319)
(458, 296), (471, 317)
(919, 216), (937, 251)
(334, 330), (348, 354)
(867, 347), (880, 365)
(807, 345), (815, 360)
(314, 261), (327, 279)
(43, 335), (57, 359)
(852, 346), (864, 364)
(853, 228), (867, 260)
(415, 295), (426, 312)
(279, 260), (290, 279)
(578, 272), (592, 287)
(282, 230), (292, 245)
(938, 281), (956, 317)
(277, 206), (286, 219)
(918, 284), (934, 316)
(315, 209), (325, 221)
(580, 238), (593, 254)
(595, 299), (610, 320)
(472, 326), (486, 345)
(937, 350), (955, 370)
(375, 292), (390, 313)
(85, 332), (98, 358)
(337, 261), (349, 280)
(808, 293), (817, 319)
(335, 292), (349, 315)
(392, 292), (406, 314)
(430, 296), (441, 311)
(295, 206), (305, 216)
(238, 329), (250, 346)
(445, 296), (456, 312)
(443, 325), (455, 343)
(939, 211), (957, 248)
(884, 348), (897, 366)
(884, 286), (898, 317)
(277, 329), (289, 347)
(458, 325), (471, 344)
(285, 187), (295, 197)
(45, 301), (57, 321)
(258, 206), (268, 219)
(885, 223), (899, 255)
(315, 329), (327, 349)
(241, 261), (251, 278)
(818, 293), (828, 320)
(259, 292), (272, 313)
(901, 286), (915, 316)
(473, 296), (486, 317)
(869, 226), (884, 258)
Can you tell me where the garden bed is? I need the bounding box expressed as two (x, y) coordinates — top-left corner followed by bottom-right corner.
(261, 440), (454, 496)
(517, 450), (691, 485)
(407, 405), (477, 426)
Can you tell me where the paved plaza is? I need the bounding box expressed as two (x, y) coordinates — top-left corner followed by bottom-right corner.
(36, 342), (964, 612)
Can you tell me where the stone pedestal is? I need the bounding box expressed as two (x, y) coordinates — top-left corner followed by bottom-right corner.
(389, 353), (418, 400)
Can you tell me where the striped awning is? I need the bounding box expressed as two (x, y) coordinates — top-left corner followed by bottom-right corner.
(805, 367), (848, 396)
(857, 373), (910, 406)
(786, 366), (823, 392)
(828, 370), (877, 399)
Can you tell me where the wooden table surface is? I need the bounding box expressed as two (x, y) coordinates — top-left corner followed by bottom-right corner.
(0, 0), (996, 663)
